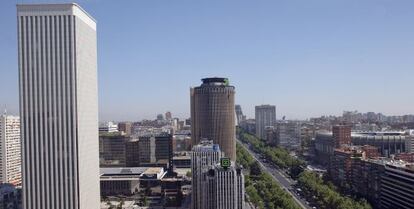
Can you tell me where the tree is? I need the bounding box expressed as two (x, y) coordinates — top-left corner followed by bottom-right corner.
(250, 161), (262, 176)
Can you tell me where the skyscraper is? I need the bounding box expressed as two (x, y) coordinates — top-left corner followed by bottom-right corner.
(0, 113), (21, 186)
(191, 77), (236, 161)
(255, 105), (276, 140)
(17, 3), (99, 209)
(204, 162), (245, 209)
(191, 141), (222, 209)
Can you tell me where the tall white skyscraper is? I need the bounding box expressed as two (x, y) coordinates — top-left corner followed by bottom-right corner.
(255, 105), (276, 140)
(17, 3), (99, 209)
(192, 141), (245, 209)
(204, 162), (245, 209)
(0, 113), (21, 186)
(191, 141), (222, 209)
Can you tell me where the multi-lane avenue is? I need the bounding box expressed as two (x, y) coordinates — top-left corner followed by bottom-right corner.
(238, 140), (313, 209)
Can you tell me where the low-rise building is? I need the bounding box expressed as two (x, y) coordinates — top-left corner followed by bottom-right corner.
(172, 156), (191, 168)
(100, 167), (165, 196)
(99, 121), (118, 133)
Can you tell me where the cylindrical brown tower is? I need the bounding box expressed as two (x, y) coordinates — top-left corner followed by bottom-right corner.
(191, 77), (236, 161)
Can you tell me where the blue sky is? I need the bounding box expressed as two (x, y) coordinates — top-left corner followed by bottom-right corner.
(1, 0), (414, 121)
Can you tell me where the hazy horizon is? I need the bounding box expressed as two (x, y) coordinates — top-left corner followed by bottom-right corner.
(1, 0), (414, 121)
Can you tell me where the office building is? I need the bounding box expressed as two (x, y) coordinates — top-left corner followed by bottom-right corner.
(118, 122), (132, 136)
(203, 162), (245, 209)
(255, 105), (276, 140)
(126, 139), (140, 167)
(0, 114), (21, 186)
(191, 141), (221, 209)
(17, 3), (99, 209)
(139, 134), (173, 170)
(191, 77), (236, 160)
(99, 133), (139, 167)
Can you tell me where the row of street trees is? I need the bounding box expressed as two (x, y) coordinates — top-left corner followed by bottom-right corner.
(237, 128), (372, 209)
(237, 143), (302, 209)
(237, 128), (305, 178)
(298, 171), (371, 209)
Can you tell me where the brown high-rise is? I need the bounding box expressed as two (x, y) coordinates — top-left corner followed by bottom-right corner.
(191, 78), (236, 161)
(332, 125), (351, 148)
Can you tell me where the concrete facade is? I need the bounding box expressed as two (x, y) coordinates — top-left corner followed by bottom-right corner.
(17, 3), (100, 209)
(191, 141), (221, 209)
(204, 163), (245, 209)
(191, 77), (236, 161)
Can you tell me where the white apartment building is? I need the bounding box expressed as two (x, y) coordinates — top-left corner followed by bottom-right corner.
(0, 113), (21, 186)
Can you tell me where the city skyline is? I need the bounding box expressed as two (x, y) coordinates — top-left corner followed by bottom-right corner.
(1, 2), (413, 209)
(2, 0), (414, 121)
